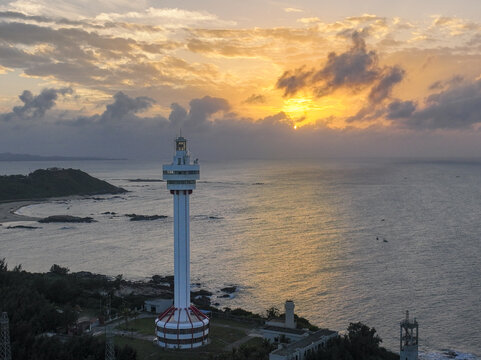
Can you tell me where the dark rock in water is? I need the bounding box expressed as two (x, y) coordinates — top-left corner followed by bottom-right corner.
(127, 178), (164, 182)
(151, 275), (174, 287)
(38, 215), (96, 223)
(7, 225), (41, 229)
(383, 239), (388, 243)
(126, 214), (168, 221)
(192, 295), (211, 307)
(191, 289), (213, 297)
(221, 286), (237, 294)
(102, 211), (117, 215)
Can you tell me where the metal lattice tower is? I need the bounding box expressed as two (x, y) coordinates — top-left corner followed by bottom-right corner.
(105, 325), (115, 360)
(0, 312), (12, 360)
(400, 310), (419, 360)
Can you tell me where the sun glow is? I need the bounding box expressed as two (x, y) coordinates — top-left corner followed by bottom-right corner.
(282, 96), (340, 128)
(282, 97), (312, 119)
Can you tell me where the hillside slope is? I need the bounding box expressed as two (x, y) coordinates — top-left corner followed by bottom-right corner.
(0, 168), (126, 201)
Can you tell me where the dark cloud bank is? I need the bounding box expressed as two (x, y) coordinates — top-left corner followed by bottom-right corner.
(1, 77), (481, 159)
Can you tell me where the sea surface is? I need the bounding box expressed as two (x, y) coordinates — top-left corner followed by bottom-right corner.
(1, 158), (480, 358)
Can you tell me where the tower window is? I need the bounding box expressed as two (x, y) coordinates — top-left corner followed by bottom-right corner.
(176, 141), (186, 151)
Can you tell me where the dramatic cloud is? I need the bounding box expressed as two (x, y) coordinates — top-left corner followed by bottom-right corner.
(368, 66), (404, 103)
(169, 96), (230, 130)
(0, 88), (72, 121)
(276, 32), (405, 102)
(400, 79), (481, 129)
(100, 92), (155, 122)
(387, 100), (417, 119)
(244, 94), (266, 104)
(428, 75), (464, 91)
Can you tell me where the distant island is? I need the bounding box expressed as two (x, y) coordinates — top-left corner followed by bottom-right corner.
(0, 168), (126, 202)
(0, 152), (125, 161)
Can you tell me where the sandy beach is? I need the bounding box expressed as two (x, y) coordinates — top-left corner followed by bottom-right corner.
(0, 200), (41, 223)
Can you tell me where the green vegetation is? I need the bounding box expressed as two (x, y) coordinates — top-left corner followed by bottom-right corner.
(0, 168), (126, 201)
(306, 322), (399, 360)
(0, 259), (137, 360)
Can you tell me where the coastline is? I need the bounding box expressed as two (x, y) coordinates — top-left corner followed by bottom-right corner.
(0, 195), (88, 223)
(0, 200), (42, 223)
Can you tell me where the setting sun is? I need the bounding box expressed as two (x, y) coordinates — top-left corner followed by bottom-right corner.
(282, 97), (313, 120)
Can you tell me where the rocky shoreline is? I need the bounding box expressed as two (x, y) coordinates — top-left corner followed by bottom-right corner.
(103, 273), (238, 309)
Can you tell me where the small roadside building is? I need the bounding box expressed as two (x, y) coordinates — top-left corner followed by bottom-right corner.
(144, 299), (173, 314)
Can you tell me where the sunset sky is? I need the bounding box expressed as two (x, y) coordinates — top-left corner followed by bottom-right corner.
(1, 0), (481, 159)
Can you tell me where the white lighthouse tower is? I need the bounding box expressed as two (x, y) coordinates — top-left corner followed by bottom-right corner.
(400, 311), (419, 360)
(155, 136), (209, 349)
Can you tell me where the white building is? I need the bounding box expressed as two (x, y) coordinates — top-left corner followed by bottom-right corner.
(269, 329), (338, 360)
(155, 136), (210, 349)
(262, 301), (338, 360)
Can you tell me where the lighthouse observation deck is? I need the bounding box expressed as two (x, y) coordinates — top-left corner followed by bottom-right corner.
(162, 136), (200, 191)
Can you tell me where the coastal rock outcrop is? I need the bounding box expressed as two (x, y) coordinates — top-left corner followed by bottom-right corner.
(125, 214), (168, 221)
(38, 215), (96, 223)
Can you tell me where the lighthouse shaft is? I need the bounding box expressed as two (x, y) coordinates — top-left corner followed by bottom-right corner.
(173, 190), (190, 310)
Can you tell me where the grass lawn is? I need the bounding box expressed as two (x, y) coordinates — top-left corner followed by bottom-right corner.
(117, 316), (157, 335)
(114, 315), (259, 359)
(240, 337), (264, 347)
(115, 337), (163, 360)
(210, 317), (257, 329)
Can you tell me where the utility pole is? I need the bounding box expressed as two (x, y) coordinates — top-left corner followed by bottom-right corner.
(105, 325), (115, 360)
(0, 312), (12, 360)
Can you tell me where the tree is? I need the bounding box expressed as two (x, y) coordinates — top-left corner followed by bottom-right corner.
(13, 264), (22, 272)
(49, 264), (69, 275)
(114, 274), (123, 289)
(265, 306), (280, 319)
(346, 322), (382, 358)
(0, 258), (7, 272)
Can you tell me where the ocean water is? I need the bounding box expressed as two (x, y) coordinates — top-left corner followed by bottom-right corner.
(1, 158), (480, 358)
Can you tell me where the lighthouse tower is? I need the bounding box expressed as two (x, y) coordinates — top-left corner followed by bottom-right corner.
(155, 136), (209, 349)
(400, 311), (419, 360)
